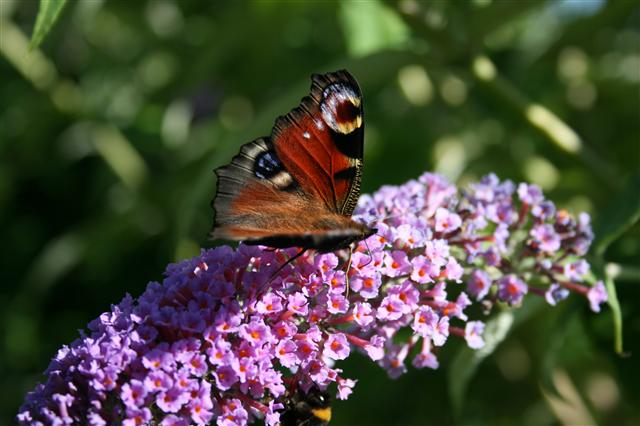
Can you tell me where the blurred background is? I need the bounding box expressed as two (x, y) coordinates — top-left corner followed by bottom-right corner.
(1, 0), (639, 424)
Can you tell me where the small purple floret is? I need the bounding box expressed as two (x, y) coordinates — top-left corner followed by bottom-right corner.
(497, 275), (528, 306)
(464, 321), (486, 349)
(587, 281), (608, 313)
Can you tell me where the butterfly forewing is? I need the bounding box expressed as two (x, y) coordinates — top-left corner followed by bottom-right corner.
(272, 70), (364, 216)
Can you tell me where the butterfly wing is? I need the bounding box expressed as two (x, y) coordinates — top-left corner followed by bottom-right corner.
(211, 70), (372, 251)
(272, 70), (364, 216)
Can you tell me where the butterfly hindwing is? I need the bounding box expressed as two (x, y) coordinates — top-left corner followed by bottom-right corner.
(212, 137), (302, 236)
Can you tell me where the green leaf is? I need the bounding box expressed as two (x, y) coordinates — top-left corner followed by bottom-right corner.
(339, 0), (409, 58)
(29, 0), (68, 50)
(448, 299), (544, 415)
(593, 172), (640, 257)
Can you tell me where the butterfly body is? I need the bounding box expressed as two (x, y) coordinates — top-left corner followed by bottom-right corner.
(212, 70), (375, 253)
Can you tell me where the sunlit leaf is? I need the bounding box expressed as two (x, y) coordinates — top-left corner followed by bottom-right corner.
(339, 0), (409, 57)
(29, 0), (68, 50)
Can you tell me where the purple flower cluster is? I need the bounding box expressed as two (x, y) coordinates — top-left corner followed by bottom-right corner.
(18, 172), (606, 425)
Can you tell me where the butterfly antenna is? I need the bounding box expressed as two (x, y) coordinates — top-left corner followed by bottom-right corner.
(362, 236), (373, 267)
(267, 248), (308, 283)
(378, 210), (409, 223)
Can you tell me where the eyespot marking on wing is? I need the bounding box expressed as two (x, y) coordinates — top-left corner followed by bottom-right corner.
(320, 83), (362, 135)
(254, 151), (282, 179)
(252, 150), (297, 190)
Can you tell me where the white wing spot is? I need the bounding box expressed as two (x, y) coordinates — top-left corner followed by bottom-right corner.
(303, 131), (311, 139)
(270, 171), (294, 189)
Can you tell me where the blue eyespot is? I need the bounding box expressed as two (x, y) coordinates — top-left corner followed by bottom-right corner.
(254, 151), (282, 179)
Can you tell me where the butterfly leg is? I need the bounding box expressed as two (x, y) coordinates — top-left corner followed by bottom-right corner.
(267, 248), (308, 284)
(255, 248), (308, 298)
(343, 246), (354, 298)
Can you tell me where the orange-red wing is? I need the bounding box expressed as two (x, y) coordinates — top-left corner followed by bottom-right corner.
(271, 70), (364, 216)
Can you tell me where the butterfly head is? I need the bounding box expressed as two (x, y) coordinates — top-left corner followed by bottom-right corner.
(362, 224), (378, 241)
(320, 83), (362, 135)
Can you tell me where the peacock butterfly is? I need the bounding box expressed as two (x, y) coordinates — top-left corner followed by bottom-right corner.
(211, 70), (376, 253)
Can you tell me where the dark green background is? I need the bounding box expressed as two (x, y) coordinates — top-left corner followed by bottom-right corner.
(1, 1), (639, 425)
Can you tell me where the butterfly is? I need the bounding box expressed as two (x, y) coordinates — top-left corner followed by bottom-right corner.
(211, 70), (375, 253)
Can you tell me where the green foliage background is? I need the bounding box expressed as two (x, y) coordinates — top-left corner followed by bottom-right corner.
(1, 0), (639, 424)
